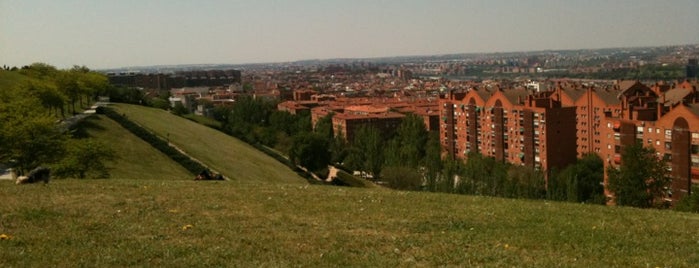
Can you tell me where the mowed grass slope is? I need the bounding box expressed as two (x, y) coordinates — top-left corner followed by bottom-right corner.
(112, 103), (306, 184)
(1, 179), (698, 267)
(0, 70), (33, 90)
(76, 115), (192, 180)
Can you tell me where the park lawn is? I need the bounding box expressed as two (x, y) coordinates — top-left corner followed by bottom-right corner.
(111, 103), (306, 184)
(74, 114), (192, 180)
(1, 179), (698, 267)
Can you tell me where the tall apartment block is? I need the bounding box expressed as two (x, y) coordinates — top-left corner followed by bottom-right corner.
(439, 80), (699, 202)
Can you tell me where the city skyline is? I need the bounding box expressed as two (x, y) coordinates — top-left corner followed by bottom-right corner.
(1, 0), (698, 69)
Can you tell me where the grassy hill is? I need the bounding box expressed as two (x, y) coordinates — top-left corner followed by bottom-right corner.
(0, 70), (31, 89)
(111, 103), (306, 184)
(75, 114), (192, 180)
(1, 179), (698, 267)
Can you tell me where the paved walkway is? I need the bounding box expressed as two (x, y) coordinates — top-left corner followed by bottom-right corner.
(0, 169), (12, 180)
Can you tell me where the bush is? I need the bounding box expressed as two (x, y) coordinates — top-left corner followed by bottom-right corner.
(381, 166), (422, 191)
(675, 187), (699, 213)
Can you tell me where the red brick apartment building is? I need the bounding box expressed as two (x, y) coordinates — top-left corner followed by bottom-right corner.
(331, 105), (405, 142)
(439, 86), (577, 173)
(439, 80), (699, 202)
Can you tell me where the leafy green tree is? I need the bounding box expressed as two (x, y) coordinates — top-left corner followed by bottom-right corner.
(171, 102), (189, 115)
(19, 62), (59, 79)
(505, 165), (546, 199)
(288, 133), (330, 172)
(459, 152), (507, 196)
(348, 126), (384, 179)
(383, 139), (402, 167)
(423, 131), (443, 192)
(607, 143), (671, 208)
(395, 114), (428, 167)
(313, 113), (334, 140)
(330, 128), (348, 165)
(549, 154), (605, 204)
(56, 71), (81, 114)
(25, 81), (66, 117)
(53, 139), (116, 179)
(674, 186), (699, 213)
(381, 166), (423, 190)
(0, 95), (66, 173)
(270, 110), (308, 136)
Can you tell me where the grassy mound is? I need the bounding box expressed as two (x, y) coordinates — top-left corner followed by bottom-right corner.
(1, 179), (698, 267)
(75, 115), (192, 180)
(112, 103), (306, 184)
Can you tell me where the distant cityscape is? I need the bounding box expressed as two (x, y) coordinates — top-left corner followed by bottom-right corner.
(103, 44), (699, 204)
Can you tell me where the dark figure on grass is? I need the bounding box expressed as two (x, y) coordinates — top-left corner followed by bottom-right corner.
(195, 169), (224, 181)
(15, 166), (51, 185)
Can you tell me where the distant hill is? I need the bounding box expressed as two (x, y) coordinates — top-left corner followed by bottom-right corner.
(111, 103), (307, 184)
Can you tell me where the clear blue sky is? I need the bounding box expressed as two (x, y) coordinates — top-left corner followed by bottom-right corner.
(1, 0), (698, 69)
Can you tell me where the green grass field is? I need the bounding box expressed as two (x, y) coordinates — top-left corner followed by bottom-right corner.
(111, 103), (306, 184)
(1, 179), (698, 267)
(76, 114), (192, 180)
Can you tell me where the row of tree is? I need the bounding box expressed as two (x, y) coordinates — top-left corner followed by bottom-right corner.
(0, 64), (115, 178)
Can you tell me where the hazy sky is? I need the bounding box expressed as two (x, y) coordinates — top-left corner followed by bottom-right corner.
(1, 0), (698, 69)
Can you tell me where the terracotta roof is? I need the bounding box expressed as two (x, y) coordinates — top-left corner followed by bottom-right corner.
(502, 88), (530, 105)
(473, 88), (492, 101)
(560, 87), (586, 102)
(618, 80), (639, 92)
(662, 88), (691, 105)
(595, 89), (622, 105)
(333, 111), (405, 121)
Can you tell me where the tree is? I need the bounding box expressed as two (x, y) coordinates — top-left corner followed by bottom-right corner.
(549, 154), (606, 204)
(56, 71), (81, 114)
(25, 81), (66, 117)
(347, 126), (384, 179)
(171, 102), (189, 115)
(313, 113), (334, 140)
(77, 70), (108, 107)
(54, 139), (116, 179)
(288, 133), (330, 172)
(381, 166), (422, 190)
(394, 114), (428, 167)
(607, 143), (671, 208)
(423, 131), (443, 192)
(0, 95), (66, 173)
